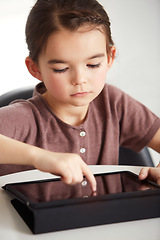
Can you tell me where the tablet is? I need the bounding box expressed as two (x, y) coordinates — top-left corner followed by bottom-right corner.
(3, 171), (160, 208)
(3, 171), (160, 234)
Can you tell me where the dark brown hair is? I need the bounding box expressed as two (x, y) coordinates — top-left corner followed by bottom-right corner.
(26, 0), (114, 62)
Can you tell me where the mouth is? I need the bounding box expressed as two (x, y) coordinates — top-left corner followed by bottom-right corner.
(71, 92), (90, 97)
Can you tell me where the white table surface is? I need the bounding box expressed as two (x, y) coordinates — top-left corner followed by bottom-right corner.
(0, 165), (160, 240)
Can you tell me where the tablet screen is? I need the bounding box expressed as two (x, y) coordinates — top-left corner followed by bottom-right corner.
(5, 172), (159, 203)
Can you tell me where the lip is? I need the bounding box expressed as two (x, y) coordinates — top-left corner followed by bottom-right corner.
(71, 92), (90, 97)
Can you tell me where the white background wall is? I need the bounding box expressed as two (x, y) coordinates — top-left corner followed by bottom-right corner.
(0, 0), (160, 164)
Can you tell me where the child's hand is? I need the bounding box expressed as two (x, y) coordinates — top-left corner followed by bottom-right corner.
(33, 149), (97, 192)
(0, 134), (96, 191)
(139, 163), (160, 185)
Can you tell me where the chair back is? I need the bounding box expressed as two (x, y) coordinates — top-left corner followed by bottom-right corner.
(0, 86), (34, 107)
(119, 146), (154, 167)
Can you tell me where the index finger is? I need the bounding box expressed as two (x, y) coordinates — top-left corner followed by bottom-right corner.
(81, 163), (97, 192)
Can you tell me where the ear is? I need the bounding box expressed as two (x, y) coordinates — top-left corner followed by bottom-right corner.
(25, 57), (42, 81)
(107, 46), (116, 69)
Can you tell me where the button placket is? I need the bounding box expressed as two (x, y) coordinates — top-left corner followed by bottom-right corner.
(79, 129), (87, 157)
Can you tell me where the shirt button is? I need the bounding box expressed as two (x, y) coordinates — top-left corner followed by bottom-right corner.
(80, 131), (86, 137)
(80, 148), (86, 154)
(82, 180), (88, 187)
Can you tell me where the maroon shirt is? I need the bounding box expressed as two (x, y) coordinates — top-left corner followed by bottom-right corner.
(0, 83), (159, 175)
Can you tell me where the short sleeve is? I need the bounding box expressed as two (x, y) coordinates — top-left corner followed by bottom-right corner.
(117, 89), (160, 151)
(0, 100), (37, 142)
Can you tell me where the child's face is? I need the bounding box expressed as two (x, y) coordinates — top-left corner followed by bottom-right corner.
(30, 27), (115, 111)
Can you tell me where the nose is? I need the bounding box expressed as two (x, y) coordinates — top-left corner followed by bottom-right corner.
(71, 69), (87, 86)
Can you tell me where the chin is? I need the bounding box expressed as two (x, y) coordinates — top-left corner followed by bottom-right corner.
(71, 101), (91, 108)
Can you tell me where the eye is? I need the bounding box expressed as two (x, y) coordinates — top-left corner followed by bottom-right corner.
(53, 68), (68, 73)
(87, 63), (101, 69)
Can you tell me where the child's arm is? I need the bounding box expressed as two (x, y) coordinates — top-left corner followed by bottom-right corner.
(139, 128), (160, 182)
(0, 134), (96, 192)
(147, 128), (160, 153)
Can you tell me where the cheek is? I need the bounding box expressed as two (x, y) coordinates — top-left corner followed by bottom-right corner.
(100, 69), (107, 81)
(44, 74), (61, 91)
(93, 68), (107, 87)
(45, 74), (69, 97)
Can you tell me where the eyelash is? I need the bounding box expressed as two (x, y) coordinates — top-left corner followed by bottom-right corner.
(53, 68), (68, 73)
(87, 63), (101, 69)
(53, 63), (101, 73)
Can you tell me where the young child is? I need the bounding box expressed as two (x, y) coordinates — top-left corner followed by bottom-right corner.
(0, 0), (160, 190)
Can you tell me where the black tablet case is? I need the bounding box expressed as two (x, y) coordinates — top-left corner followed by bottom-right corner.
(3, 172), (160, 234)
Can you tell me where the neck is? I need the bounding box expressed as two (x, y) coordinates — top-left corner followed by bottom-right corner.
(57, 107), (88, 126)
(42, 94), (89, 126)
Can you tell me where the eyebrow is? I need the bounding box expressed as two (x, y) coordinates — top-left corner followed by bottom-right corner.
(88, 53), (105, 60)
(47, 59), (67, 64)
(47, 53), (105, 65)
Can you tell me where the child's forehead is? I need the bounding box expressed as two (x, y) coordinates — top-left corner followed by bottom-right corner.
(43, 27), (107, 59)
(47, 26), (107, 46)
